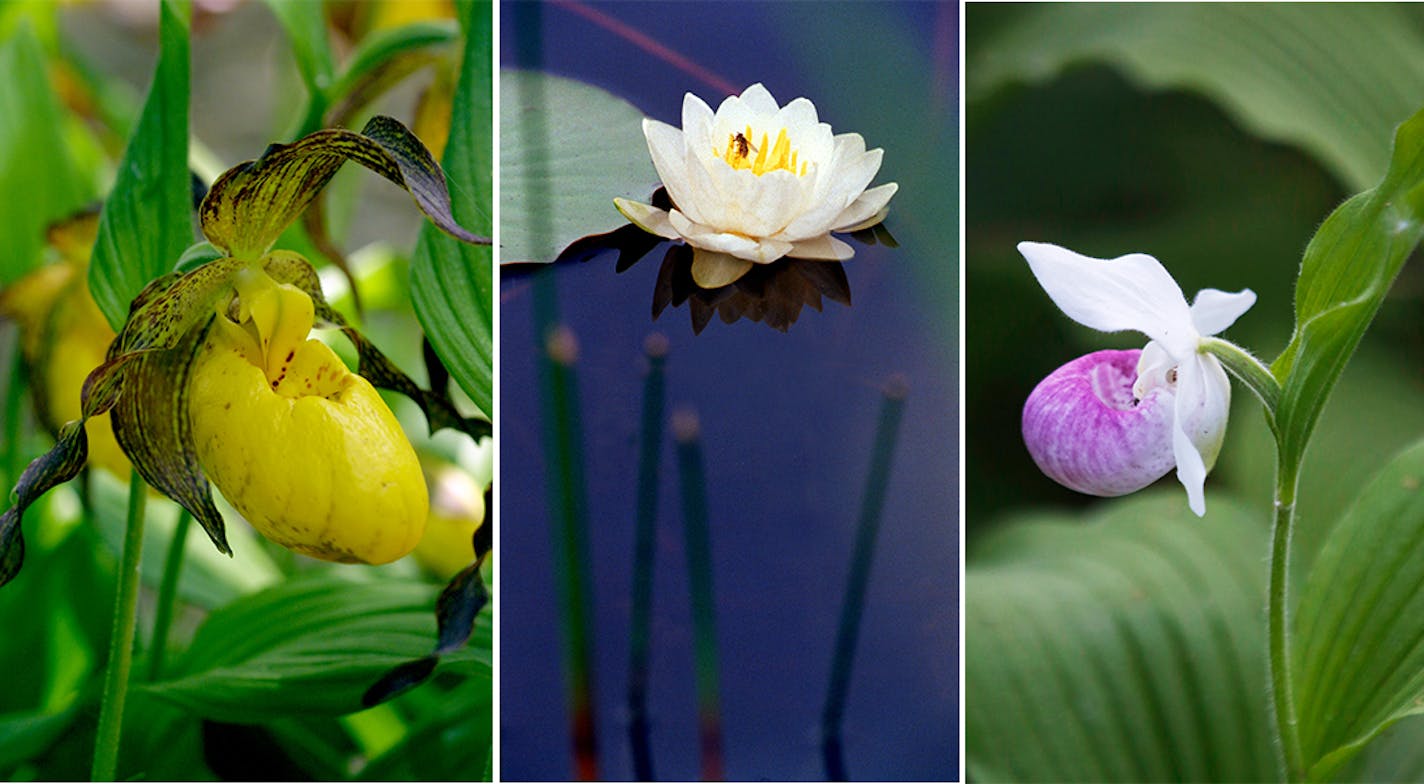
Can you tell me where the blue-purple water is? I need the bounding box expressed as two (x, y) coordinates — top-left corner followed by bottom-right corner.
(499, 3), (957, 780)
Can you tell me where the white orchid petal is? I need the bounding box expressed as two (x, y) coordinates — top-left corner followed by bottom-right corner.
(1018, 242), (1198, 358)
(613, 199), (680, 240)
(789, 234), (854, 261)
(1171, 355), (1232, 517)
(1191, 288), (1257, 336)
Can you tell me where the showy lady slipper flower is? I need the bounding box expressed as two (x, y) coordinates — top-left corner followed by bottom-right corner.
(1018, 242), (1256, 516)
(614, 83), (898, 289)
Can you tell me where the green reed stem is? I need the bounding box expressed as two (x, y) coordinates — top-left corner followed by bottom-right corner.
(673, 409), (724, 781)
(1270, 461), (1305, 783)
(821, 376), (909, 780)
(537, 315), (599, 781)
(146, 508), (192, 682)
(92, 469), (148, 780)
(628, 334), (669, 781)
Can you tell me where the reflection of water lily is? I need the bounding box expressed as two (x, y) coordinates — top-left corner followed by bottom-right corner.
(615, 83), (897, 288)
(1018, 242), (1255, 516)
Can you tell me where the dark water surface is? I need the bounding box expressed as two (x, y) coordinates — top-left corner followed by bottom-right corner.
(499, 3), (957, 780)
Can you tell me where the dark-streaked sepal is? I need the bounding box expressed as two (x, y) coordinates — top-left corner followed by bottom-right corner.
(200, 115), (489, 259)
(260, 252), (491, 441)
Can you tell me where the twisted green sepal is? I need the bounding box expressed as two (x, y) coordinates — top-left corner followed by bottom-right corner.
(200, 114), (490, 258)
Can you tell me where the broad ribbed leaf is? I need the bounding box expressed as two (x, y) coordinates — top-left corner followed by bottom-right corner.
(1293, 439), (1424, 781)
(967, 4), (1424, 192)
(0, 24), (91, 284)
(1270, 105), (1424, 486)
(325, 19), (459, 126)
(140, 576), (491, 722)
(966, 492), (1274, 782)
(199, 115), (487, 259)
(87, 0), (192, 330)
(499, 69), (659, 263)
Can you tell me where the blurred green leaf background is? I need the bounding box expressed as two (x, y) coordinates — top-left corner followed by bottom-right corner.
(968, 3), (1424, 781)
(0, 0), (492, 778)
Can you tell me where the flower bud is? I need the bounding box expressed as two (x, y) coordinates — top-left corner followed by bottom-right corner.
(187, 268), (427, 564)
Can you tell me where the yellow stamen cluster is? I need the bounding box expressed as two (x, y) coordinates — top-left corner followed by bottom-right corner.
(719, 125), (808, 177)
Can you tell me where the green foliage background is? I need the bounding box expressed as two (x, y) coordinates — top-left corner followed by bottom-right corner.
(968, 3), (1424, 781)
(0, 0), (492, 778)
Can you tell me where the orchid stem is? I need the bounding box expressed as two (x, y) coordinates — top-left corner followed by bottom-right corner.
(1269, 461), (1305, 783)
(628, 334), (669, 781)
(1200, 337), (1280, 415)
(92, 469), (147, 781)
(146, 508), (193, 682)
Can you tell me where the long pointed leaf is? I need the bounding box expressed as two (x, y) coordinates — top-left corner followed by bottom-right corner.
(87, 0), (192, 330)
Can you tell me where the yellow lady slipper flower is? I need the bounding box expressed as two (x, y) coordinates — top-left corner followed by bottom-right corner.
(0, 216), (128, 476)
(187, 267), (428, 565)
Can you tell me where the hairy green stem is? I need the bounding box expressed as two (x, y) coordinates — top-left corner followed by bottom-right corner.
(146, 508), (193, 682)
(1199, 337), (1281, 415)
(1270, 464), (1305, 783)
(92, 470), (148, 780)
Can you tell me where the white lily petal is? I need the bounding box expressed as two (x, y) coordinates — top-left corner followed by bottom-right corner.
(1018, 241), (1198, 358)
(681, 91), (716, 159)
(788, 234), (854, 261)
(613, 199), (680, 240)
(830, 182), (898, 234)
(669, 209), (791, 263)
(779, 143), (882, 240)
(644, 118), (708, 226)
(690, 249), (755, 288)
(708, 165), (806, 237)
(1190, 288), (1257, 336)
(737, 83), (779, 114)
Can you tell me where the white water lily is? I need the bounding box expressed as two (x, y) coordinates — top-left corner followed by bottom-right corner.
(615, 83), (897, 288)
(1018, 241), (1256, 516)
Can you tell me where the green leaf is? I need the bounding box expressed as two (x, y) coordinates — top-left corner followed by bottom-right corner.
(1270, 105), (1424, 486)
(966, 492), (1274, 782)
(325, 19), (459, 126)
(262, 0), (334, 135)
(199, 115), (486, 259)
(411, 1), (492, 416)
(967, 4), (1424, 192)
(0, 23), (92, 284)
(499, 69), (659, 263)
(1292, 438), (1424, 780)
(140, 575), (491, 722)
(87, 0), (192, 331)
